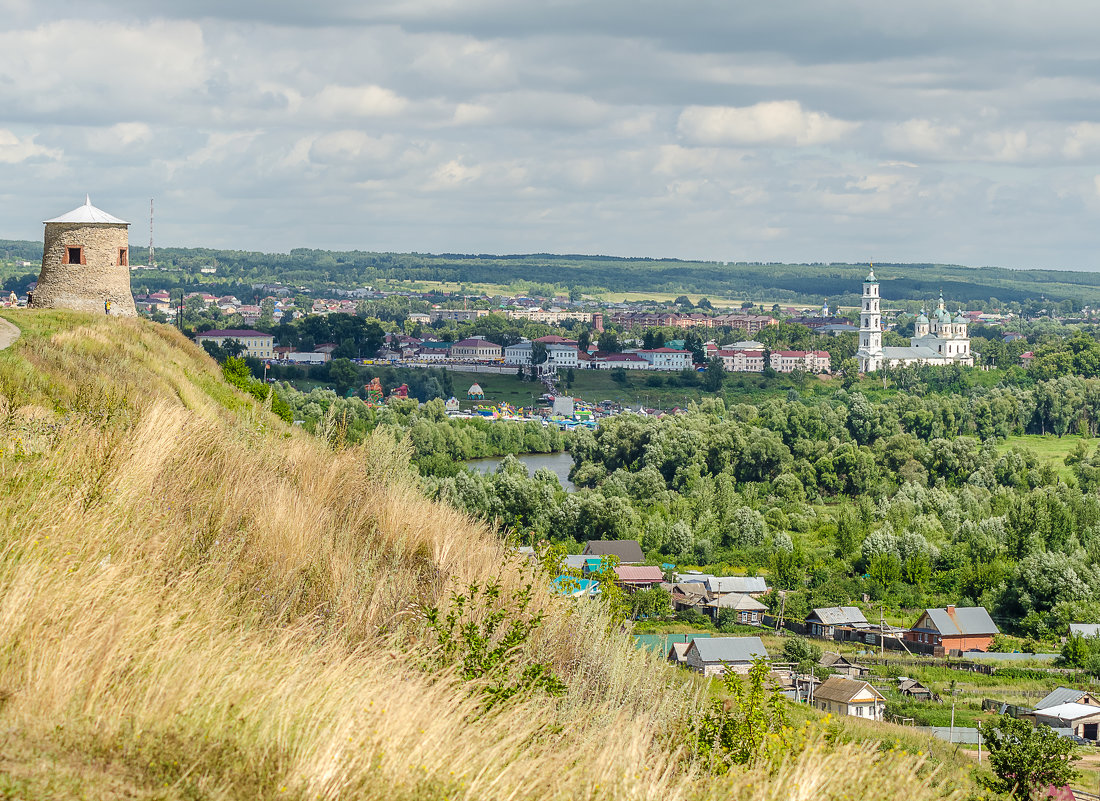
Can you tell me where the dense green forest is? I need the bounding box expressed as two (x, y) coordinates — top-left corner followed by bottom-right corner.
(5, 238), (1100, 308)
(410, 377), (1100, 650)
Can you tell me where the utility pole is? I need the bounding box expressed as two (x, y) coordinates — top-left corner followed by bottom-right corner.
(148, 198), (155, 269)
(880, 607), (885, 657)
(949, 680), (957, 744)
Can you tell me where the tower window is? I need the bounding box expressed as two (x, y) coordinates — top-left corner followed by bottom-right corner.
(64, 246), (84, 265)
(118, 248), (128, 266)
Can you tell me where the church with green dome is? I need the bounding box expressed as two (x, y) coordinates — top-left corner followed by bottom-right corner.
(856, 268), (975, 372)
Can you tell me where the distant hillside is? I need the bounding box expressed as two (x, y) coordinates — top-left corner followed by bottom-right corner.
(2, 239), (1098, 307)
(0, 310), (969, 799)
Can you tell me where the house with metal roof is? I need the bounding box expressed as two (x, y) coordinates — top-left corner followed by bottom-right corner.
(613, 565), (664, 590)
(1069, 623), (1100, 639)
(582, 540), (644, 564)
(806, 606), (870, 639)
(683, 636), (768, 677)
(703, 576), (769, 597)
(705, 593), (766, 625)
(904, 605), (999, 653)
(1027, 702), (1100, 742)
(812, 676), (885, 720)
(1035, 687), (1100, 711)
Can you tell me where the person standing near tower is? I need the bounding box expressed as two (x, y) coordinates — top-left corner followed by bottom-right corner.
(105, 299), (112, 315)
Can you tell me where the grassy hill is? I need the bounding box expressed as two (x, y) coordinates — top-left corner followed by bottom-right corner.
(0, 310), (970, 800)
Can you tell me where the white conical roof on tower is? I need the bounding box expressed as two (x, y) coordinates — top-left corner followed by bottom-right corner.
(44, 196), (128, 225)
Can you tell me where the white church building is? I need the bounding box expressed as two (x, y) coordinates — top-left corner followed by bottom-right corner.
(856, 267), (975, 372)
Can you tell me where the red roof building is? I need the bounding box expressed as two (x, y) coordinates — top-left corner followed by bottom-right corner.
(613, 565), (665, 589)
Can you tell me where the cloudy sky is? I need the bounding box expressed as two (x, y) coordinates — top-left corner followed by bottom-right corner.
(2, 1), (1100, 270)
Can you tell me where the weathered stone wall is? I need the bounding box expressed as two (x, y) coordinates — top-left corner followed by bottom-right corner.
(31, 222), (137, 316)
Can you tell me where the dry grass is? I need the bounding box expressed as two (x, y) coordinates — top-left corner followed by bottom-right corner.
(0, 310), (972, 800)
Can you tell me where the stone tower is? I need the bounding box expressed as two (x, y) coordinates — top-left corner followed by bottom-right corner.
(30, 196), (136, 316)
(855, 265), (883, 372)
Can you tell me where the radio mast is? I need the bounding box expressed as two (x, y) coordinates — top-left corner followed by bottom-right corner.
(148, 198), (155, 268)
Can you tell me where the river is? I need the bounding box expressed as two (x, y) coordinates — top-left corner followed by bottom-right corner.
(464, 452), (576, 492)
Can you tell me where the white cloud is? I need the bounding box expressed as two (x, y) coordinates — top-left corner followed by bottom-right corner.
(447, 91), (612, 128)
(2, 5), (1100, 267)
(0, 129), (60, 163)
(452, 103), (493, 125)
(882, 119), (962, 156)
(677, 101), (858, 147)
(426, 158), (483, 189)
(0, 20), (208, 117)
(1064, 122), (1100, 159)
(309, 131), (397, 163)
(312, 84), (409, 117)
(86, 122), (153, 152)
(608, 112), (657, 137)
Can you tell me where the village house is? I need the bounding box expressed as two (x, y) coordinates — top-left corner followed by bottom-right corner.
(806, 607), (871, 639)
(819, 652), (869, 679)
(613, 565), (665, 591)
(703, 576), (769, 598)
(706, 593), (767, 625)
(1069, 623), (1100, 639)
(582, 540), (645, 564)
(1035, 687), (1100, 711)
(683, 636), (768, 677)
(905, 605), (999, 653)
(1027, 689), (1100, 741)
(668, 582), (711, 613)
(668, 641), (691, 666)
(897, 678), (939, 702)
(812, 676), (886, 720)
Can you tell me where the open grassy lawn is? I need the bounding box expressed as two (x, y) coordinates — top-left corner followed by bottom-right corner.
(563, 370), (831, 409)
(452, 371), (545, 408)
(996, 433), (1085, 479)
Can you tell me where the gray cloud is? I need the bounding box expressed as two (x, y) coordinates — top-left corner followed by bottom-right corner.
(0, 2), (1099, 269)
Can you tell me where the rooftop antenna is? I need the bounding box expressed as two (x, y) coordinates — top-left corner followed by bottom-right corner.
(148, 198), (155, 268)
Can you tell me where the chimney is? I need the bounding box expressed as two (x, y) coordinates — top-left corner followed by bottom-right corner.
(946, 605), (956, 615)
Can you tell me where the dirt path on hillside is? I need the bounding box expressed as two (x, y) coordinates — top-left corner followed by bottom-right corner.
(0, 317), (19, 350)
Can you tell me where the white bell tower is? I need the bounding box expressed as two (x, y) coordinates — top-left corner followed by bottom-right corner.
(856, 265), (883, 372)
